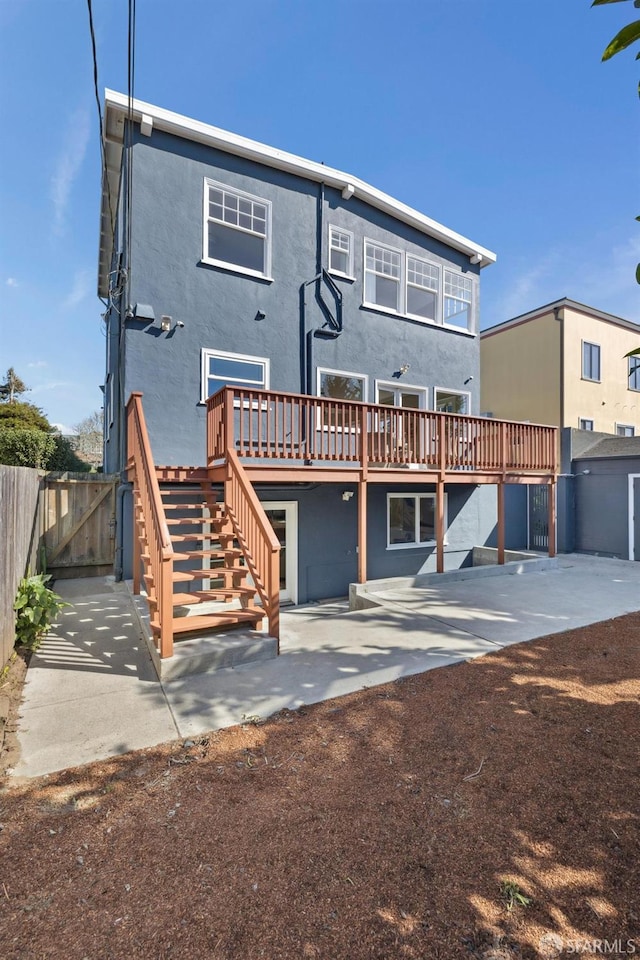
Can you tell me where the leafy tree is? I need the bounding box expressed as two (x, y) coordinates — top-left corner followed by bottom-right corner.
(0, 400), (52, 433)
(0, 367), (29, 404)
(593, 0), (640, 63)
(72, 410), (104, 466)
(593, 0), (640, 286)
(0, 429), (56, 468)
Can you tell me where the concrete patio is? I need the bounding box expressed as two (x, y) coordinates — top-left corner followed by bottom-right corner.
(12, 553), (640, 779)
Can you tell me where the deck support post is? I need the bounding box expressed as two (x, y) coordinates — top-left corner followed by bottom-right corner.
(497, 481), (505, 565)
(548, 479), (556, 558)
(436, 480), (445, 573)
(357, 477), (368, 583)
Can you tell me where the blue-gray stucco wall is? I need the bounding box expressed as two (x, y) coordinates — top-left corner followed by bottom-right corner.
(106, 127), (480, 469)
(573, 458), (640, 559)
(105, 124), (498, 593)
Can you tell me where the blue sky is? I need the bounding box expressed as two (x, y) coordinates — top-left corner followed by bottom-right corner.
(0, 0), (637, 431)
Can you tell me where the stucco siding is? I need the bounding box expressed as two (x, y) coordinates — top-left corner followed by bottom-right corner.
(562, 307), (640, 434)
(573, 458), (636, 558)
(480, 313), (561, 426)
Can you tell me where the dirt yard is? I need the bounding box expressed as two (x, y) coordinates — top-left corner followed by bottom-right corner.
(0, 614), (638, 959)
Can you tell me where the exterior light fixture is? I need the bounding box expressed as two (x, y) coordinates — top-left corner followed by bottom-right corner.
(160, 315), (172, 332)
(399, 363), (410, 376)
(255, 310), (266, 321)
(342, 491), (354, 502)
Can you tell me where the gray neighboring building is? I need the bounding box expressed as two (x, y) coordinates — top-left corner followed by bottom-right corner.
(98, 91), (554, 604)
(560, 429), (640, 560)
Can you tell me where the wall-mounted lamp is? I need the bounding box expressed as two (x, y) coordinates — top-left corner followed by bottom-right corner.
(255, 310), (266, 322)
(399, 363), (410, 376)
(582, 469), (591, 475)
(342, 490), (354, 502)
(160, 315), (172, 332)
(464, 376), (474, 385)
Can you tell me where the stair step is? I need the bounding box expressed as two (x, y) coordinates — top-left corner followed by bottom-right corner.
(150, 609), (263, 636)
(172, 587), (256, 605)
(170, 532), (236, 543)
(171, 548), (244, 560)
(162, 502), (222, 512)
(166, 516), (223, 526)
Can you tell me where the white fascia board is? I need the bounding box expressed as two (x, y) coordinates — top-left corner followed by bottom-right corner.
(98, 90), (496, 294)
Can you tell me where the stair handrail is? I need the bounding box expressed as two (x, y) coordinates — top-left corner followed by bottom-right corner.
(223, 447), (280, 643)
(126, 392), (175, 658)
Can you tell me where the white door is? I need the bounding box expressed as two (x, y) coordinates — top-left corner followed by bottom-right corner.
(262, 501), (298, 604)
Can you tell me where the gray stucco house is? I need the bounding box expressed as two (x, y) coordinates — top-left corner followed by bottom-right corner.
(98, 91), (556, 659)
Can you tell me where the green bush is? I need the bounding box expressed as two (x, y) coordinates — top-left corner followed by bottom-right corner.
(47, 434), (91, 472)
(0, 427), (56, 468)
(13, 573), (68, 651)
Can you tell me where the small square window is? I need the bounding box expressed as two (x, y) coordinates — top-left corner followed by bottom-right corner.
(328, 226), (354, 278)
(579, 418), (594, 431)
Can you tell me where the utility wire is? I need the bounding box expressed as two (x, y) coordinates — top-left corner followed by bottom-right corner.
(86, 0), (115, 258)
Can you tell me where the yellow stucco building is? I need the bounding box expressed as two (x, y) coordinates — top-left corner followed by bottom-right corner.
(480, 299), (640, 437)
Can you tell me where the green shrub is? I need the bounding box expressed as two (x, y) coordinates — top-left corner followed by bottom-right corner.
(47, 434), (91, 472)
(0, 427), (56, 468)
(13, 573), (68, 651)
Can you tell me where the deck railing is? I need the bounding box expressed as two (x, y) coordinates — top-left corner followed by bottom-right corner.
(126, 392), (175, 658)
(206, 387), (557, 474)
(224, 449), (280, 642)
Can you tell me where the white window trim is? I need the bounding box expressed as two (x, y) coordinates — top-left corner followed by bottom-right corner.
(201, 178), (273, 281)
(362, 236), (404, 315)
(581, 340), (601, 383)
(200, 347), (270, 405)
(386, 492), (448, 550)
(443, 268), (475, 334)
(433, 386), (471, 415)
(374, 380), (428, 408)
(579, 417), (594, 431)
(328, 224), (355, 280)
(316, 366), (368, 432)
(405, 254), (441, 325)
(616, 423), (635, 437)
(361, 237), (476, 336)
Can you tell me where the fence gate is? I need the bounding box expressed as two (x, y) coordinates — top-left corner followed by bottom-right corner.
(528, 483), (549, 550)
(43, 473), (118, 578)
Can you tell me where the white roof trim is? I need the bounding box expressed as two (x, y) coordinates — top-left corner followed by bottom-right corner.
(98, 89), (496, 297)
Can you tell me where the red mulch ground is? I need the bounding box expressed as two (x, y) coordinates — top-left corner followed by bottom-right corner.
(0, 614), (638, 959)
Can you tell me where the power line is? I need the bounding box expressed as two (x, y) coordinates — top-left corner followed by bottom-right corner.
(86, 0), (115, 260)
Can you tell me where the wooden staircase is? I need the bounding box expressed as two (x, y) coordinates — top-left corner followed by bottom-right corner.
(134, 476), (265, 644)
(126, 392), (280, 663)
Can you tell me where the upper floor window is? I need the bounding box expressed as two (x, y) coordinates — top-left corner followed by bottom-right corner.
(444, 271), (473, 330)
(201, 348), (269, 404)
(203, 180), (272, 279)
(407, 257), (438, 322)
(617, 424), (635, 437)
(582, 341), (600, 382)
(329, 226), (354, 278)
(629, 355), (640, 391)
(434, 388), (470, 415)
(362, 238), (475, 333)
(364, 241), (401, 312)
(579, 418), (594, 431)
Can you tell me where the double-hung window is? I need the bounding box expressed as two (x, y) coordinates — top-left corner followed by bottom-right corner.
(444, 271), (473, 330)
(629, 356), (640, 391)
(406, 257), (439, 322)
(364, 241), (402, 312)
(203, 179), (272, 279)
(201, 348), (269, 404)
(387, 493), (446, 548)
(329, 226), (354, 278)
(362, 239), (475, 333)
(582, 341), (601, 382)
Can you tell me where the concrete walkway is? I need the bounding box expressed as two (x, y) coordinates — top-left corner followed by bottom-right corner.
(13, 554), (640, 779)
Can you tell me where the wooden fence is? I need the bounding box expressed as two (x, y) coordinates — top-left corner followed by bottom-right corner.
(42, 473), (118, 578)
(0, 465), (43, 669)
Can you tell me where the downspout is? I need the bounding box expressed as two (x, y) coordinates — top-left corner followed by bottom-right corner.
(114, 481), (129, 581)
